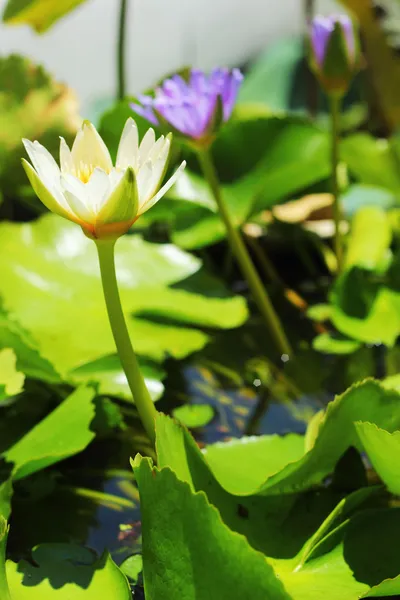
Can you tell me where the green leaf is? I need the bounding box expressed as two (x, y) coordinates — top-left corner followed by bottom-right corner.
(172, 403), (214, 428)
(203, 434), (305, 495)
(0, 55), (79, 197)
(313, 333), (361, 355)
(69, 355), (165, 402)
(0, 310), (60, 383)
(132, 456), (291, 600)
(6, 544), (131, 598)
(330, 270), (400, 347)
(168, 114), (330, 249)
(345, 206), (392, 271)
(0, 349), (25, 403)
(0, 517), (11, 600)
(362, 575), (400, 597)
(0, 215), (247, 379)
(341, 134), (400, 192)
(3, 0), (88, 32)
(158, 379), (400, 495)
(119, 554), (142, 585)
(238, 38), (306, 111)
(355, 422), (400, 495)
(4, 386), (96, 480)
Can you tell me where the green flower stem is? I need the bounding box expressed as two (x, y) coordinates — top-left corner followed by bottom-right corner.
(197, 148), (292, 358)
(330, 94), (343, 273)
(117, 0), (128, 100)
(96, 240), (157, 443)
(0, 519), (11, 600)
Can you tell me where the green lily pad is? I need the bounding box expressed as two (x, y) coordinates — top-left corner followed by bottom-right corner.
(4, 386), (96, 480)
(0, 215), (247, 379)
(173, 403), (215, 428)
(6, 544), (131, 599)
(2, 0), (89, 32)
(341, 134), (400, 192)
(0, 310), (60, 383)
(69, 355), (165, 402)
(132, 455), (291, 600)
(345, 206), (392, 271)
(355, 421), (400, 495)
(203, 434), (305, 495)
(312, 333), (361, 355)
(0, 349), (25, 403)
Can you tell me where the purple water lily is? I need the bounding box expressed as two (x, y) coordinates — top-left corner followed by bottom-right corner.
(311, 14), (356, 68)
(132, 68), (243, 141)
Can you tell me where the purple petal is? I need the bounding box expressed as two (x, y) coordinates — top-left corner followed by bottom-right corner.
(311, 15), (335, 68)
(338, 15), (356, 63)
(131, 103), (159, 126)
(190, 69), (207, 95)
(221, 69), (243, 119)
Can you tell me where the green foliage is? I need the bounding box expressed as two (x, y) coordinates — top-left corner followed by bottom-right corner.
(0, 215), (247, 397)
(0, 349), (25, 403)
(4, 386), (96, 480)
(0, 55), (79, 197)
(3, 0), (88, 33)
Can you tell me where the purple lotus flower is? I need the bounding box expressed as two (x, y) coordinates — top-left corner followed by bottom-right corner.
(132, 68), (243, 142)
(311, 15), (356, 68)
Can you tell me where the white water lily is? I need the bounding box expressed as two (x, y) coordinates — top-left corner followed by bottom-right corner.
(22, 118), (185, 240)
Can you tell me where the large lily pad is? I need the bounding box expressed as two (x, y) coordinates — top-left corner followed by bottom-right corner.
(6, 543), (131, 599)
(0, 215), (247, 379)
(0, 349), (24, 403)
(3, 0), (88, 33)
(132, 456), (291, 600)
(4, 386), (96, 480)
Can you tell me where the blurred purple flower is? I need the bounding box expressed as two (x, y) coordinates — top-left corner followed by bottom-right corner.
(311, 14), (356, 68)
(132, 68), (243, 141)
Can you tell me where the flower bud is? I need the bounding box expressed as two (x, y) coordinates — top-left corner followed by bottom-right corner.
(309, 15), (361, 97)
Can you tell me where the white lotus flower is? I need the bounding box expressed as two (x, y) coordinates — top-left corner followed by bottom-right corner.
(22, 118), (186, 240)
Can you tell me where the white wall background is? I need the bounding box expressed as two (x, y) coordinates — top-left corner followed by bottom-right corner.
(0, 0), (340, 114)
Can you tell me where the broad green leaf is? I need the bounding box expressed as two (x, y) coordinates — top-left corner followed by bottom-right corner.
(355, 422), (400, 495)
(3, 0), (88, 32)
(69, 355), (165, 402)
(119, 554), (142, 585)
(0, 349), (24, 403)
(0, 310), (60, 383)
(331, 272), (400, 347)
(0, 215), (247, 376)
(161, 115), (330, 249)
(0, 517), (11, 600)
(238, 38), (306, 111)
(273, 507), (400, 599)
(345, 207), (392, 271)
(0, 479), (13, 521)
(157, 379), (400, 496)
(6, 544), (131, 599)
(132, 456), (291, 600)
(154, 414), (343, 559)
(313, 333), (361, 355)
(173, 403), (214, 429)
(203, 434), (305, 495)
(363, 576), (400, 597)
(0, 55), (79, 196)
(341, 134), (400, 192)
(4, 386), (96, 480)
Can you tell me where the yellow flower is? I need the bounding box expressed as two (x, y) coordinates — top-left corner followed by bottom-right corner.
(22, 118), (185, 240)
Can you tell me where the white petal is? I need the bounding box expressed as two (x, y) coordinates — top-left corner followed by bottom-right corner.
(138, 158), (166, 208)
(71, 121), (112, 173)
(22, 159), (75, 221)
(59, 137), (74, 173)
(23, 139), (60, 182)
(138, 161), (186, 215)
(61, 174), (94, 221)
(85, 168), (111, 212)
(138, 128), (156, 165)
(116, 118), (139, 170)
(147, 135), (165, 163)
(136, 161), (154, 204)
